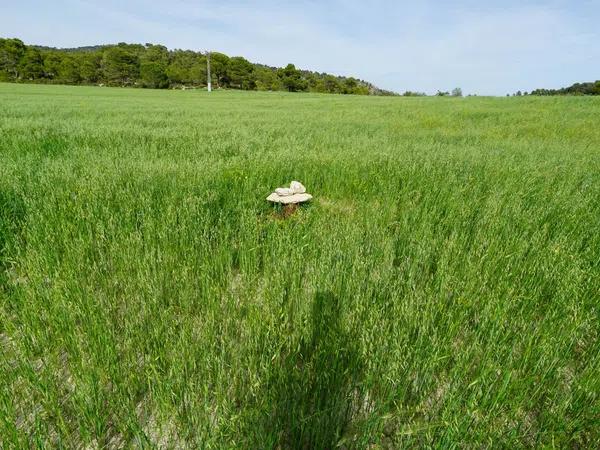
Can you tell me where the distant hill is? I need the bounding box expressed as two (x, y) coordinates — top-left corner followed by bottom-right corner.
(530, 80), (600, 96)
(1, 37), (397, 96)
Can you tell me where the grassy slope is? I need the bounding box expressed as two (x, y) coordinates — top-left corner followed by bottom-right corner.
(0, 83), (599, 448)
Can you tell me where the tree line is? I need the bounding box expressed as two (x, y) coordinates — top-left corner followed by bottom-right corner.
(0, 37), (396, 95)
(529, 81), (600, 96)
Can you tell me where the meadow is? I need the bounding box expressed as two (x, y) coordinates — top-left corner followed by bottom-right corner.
(0, 83), (599, 448)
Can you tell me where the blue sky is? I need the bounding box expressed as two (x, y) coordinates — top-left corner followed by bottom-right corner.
(2, 0), (599, 95)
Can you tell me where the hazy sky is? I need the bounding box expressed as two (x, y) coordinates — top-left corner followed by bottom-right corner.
(2, 0), (599, 95)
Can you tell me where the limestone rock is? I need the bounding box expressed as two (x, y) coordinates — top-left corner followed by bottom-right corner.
(275, 187), (294, 196)
(266, 193), (313, 204)
(290, 181), (306, 194)
(267, 180), (312, 205)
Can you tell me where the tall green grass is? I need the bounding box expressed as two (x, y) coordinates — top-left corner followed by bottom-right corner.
(1, 83), (599, 448)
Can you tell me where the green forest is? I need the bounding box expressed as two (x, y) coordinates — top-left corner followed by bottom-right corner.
(0, 37), (395, 95)
(530, 81), (600, 96)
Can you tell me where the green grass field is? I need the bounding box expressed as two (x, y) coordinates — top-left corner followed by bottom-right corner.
(1, 83), (599, 448)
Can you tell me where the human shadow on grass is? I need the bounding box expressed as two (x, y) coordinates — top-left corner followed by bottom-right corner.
(263, 291), (364, 449)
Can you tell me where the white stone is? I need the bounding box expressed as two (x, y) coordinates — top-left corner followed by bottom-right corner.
(290, 181), (306, 194)
(266, 193), (313, 204)
(275, 187), (294, 196)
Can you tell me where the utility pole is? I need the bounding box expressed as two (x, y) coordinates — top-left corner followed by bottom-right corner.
(206, 51), (212, 92)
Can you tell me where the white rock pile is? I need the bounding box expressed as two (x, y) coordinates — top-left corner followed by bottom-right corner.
(266, 181), (313, 205)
